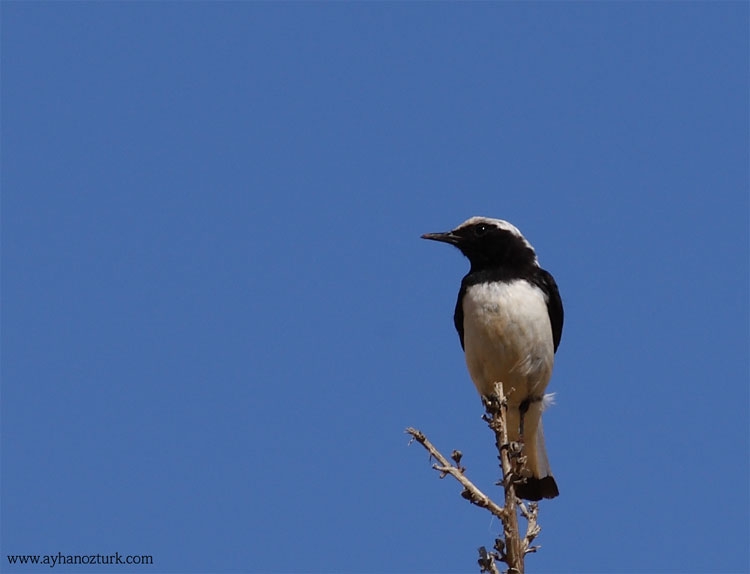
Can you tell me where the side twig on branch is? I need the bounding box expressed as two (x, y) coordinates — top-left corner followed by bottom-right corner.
(405, 427), (506, 521)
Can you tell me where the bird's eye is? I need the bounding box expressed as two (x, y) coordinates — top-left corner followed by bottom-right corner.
(474, 224), (489, 237)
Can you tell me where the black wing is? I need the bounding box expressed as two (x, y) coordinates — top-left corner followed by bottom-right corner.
(453, 282), (468, 350)
(531, 268), (564, 352)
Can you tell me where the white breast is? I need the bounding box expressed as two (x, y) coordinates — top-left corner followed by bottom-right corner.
(462, 280), (554, 402)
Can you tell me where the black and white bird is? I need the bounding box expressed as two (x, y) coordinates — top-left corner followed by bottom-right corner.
(422, 216), (563, 501)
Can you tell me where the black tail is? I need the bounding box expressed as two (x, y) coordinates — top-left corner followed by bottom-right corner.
(515, 476), (559, 501)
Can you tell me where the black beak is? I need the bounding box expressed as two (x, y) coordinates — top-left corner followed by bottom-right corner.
(421, 231), (460, 245)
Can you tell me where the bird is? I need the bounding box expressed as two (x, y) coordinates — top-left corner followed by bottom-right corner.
(421, 216), (563, 501)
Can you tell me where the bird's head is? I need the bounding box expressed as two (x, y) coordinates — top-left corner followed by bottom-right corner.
(421, 216), (538, 271)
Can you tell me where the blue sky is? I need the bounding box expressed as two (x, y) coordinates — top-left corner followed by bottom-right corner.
(2, 2), (748, 573)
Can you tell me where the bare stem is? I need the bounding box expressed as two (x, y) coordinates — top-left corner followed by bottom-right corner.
(483, 383), (523, 573)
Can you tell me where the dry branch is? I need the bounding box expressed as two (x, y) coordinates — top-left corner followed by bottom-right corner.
(407, 382), (542, 574)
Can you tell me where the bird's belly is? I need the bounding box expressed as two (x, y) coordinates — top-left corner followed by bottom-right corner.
(462, 281), (554, 402)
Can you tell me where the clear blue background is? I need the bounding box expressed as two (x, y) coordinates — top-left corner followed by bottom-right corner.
(2, 3), (748, 573)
